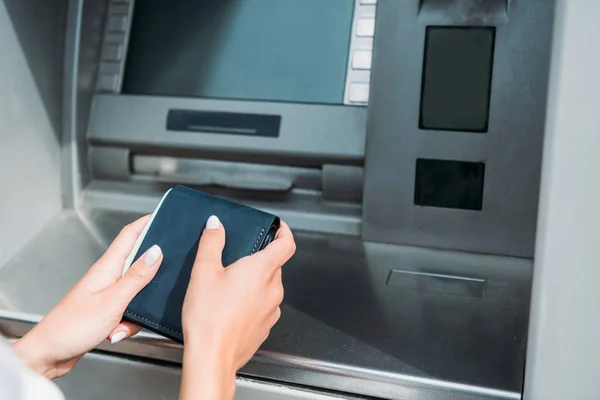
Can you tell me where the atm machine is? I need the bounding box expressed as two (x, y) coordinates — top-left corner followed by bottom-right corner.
(1, 0), (599, 399)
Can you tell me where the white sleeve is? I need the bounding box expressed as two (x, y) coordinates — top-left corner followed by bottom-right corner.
(0, 337), (65, 400)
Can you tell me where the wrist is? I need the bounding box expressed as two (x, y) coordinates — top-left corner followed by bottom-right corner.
(185, 338), (236, 377)
(12, 333), (58, 380)
(182, 337), (236, 400)
(183, 326), (235, 368)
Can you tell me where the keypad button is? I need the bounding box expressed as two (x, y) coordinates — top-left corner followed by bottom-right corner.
(348, 83), (370, 103)
(356, 18), (375, 37)
(352, 50), (372, 70)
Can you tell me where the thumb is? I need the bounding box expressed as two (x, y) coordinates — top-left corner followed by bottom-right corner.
(110, 245), (163, 305)
(194, 215), (225, 273)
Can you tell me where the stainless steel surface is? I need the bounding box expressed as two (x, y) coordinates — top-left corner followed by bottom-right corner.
(417, 0), (509, 25)
(321, 164), (364, 203)
(362, 0), (555, 258)
(524, 1), (600, 399)
(60, 0), (83, 209)
(0, 0), (66, 267)
(54, 352), (349, 400)
(0, 209), (531, 399)
(62, 0), (110, 207)
(90, 146), (131, 181)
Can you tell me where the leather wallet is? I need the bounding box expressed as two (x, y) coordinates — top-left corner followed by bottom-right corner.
(122, 185), (280, 342)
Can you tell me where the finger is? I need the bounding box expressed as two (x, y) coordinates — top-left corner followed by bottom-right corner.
(193, 215), (226, 274)
(109, 245), (163, 305)
(108, 321), (142, 344)
(252, 222), (296, 272)
(95, 215), (152, 277)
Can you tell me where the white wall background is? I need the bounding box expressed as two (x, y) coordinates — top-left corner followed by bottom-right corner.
(525, 1), (600, 399)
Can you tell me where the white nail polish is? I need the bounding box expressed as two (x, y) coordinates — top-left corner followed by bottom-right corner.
(110, 331), (127, 344)
(205, 215), (220, 230)
(143, 245), (162, 265)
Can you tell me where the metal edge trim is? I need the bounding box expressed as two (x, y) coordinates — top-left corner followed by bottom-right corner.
(0, 311), (520, 400)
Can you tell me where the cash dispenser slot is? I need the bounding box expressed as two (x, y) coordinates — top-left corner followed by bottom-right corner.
(89, 147), (364, 204)
(132, 155), (307, 193)
(88, 144), (365, 238)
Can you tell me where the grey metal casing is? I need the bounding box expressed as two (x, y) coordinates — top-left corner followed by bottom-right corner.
(89, 0), (371, 171)
(56, 352), (350, 400)
(362, 0), (555, 258)
(89, 94), (367, 167)
(0, 0), (66, 267)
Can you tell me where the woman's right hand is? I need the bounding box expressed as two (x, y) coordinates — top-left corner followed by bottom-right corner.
(180, 216), (296, 400)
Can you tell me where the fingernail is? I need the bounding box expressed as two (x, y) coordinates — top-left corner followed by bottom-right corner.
(143, 245), (162, 265)
(110, 331), (127, 344)
(205, 215), (220, 230)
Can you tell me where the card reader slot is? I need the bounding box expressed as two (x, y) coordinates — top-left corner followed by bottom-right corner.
(167, 109), (281, 138)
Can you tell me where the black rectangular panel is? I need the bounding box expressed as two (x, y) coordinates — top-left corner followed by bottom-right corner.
(167, 109), (281, 138)
(419, 27), (495, 132)
(414, 158), (485, 210)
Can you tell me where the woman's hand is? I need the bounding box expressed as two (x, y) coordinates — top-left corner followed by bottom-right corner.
(180, 216), (296, 400)
(12, 215), (162, 379)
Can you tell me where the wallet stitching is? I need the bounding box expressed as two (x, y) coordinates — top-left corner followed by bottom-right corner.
(251, 228), (266, 254)
(125, 310), (182, 337)
(178, 187), (268, 256)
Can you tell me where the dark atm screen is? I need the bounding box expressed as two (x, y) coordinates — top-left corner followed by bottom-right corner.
(420, 27), (496, 133)
(122, 0), (355, 105)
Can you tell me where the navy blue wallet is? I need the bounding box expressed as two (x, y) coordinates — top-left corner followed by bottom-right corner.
(122, 185), (280, 342)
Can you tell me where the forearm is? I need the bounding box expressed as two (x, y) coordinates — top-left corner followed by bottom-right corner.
(180, 341), (236, 400)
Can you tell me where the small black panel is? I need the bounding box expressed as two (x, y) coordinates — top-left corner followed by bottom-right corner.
(414, 159), (485, 210)
(167, 109), (281, 137)
(419, 26), (495, 132)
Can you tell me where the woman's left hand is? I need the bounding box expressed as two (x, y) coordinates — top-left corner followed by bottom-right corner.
(12, 215), (163, 379)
